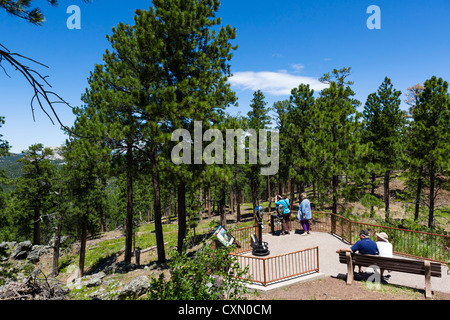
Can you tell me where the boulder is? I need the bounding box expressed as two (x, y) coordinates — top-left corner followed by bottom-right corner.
(118, 276), (151, 300)
(67, 271), (107, 290)
(12, 241), (33, 260)
(27, 245), (47, 263)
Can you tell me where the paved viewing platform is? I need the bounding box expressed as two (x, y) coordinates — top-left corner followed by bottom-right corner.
(249, 230), (450, 294)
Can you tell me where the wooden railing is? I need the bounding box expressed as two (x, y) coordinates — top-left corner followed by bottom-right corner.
(268, 211), (450, 264)
(227, 211), (448, 287)
(230, 246), (319, 286)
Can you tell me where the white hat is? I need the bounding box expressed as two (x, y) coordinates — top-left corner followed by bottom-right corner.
(376, 232), (389, 242)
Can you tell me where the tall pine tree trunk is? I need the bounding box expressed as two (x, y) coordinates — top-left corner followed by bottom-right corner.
(267, 176), (271, 213)
(124, 144), (134, 264)
(207, 186), (211, 219)
(251, 177), (257, 216)
(51, 220), (62, 277)
(414, 166), (423, 221)
(236, 183), (241, 223)
(152, 167), (166, 264)
(177, 184), (186, 253)
(384, 170), (390, 222)
(219, 187), (226, 228)
(78, 216), (87, 277)
(428, 162), (435, 229)
(332, 175), (338, 215)
(289, 178), (294, 210)
(33, 201), (41, 245)
(230, 185), (234, 214)
(199, 186), (203, 221)
(236, 190), (241, 222)
(370, 172), (376, 218)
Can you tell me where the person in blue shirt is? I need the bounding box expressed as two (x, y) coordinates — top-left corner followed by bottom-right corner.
(297, 192), (312, 235)
(337, 230), (378, 255)
(336, 229), (378, 273)
(274, 194), (290, 235)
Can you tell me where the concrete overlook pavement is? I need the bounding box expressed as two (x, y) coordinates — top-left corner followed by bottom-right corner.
(252, 230), (450, 294)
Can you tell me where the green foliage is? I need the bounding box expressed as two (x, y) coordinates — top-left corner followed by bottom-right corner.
(363, 77), (404, 170)
(362, 77), (405, 220)
(80, 0), (238, 263)
(0, 261), (34, 286)
(406, 76), (450, 228)
(412, 76), (449, 170)
(272, 99), (291, 183)
(0, 0), (91, 25)
(147, 241), (251, 300)
(287, 84), (315, 184)
(0, 153), (25, 182)
(0, 116), (9, 158)
(244, 90), (271, 209)
(360, 193), (383, 215)
(0, 116), (9, 214)
(309, 68), (364, 214)
(11, 144), (58, 243)
(319, 66), (354, 87)
(247, 90), (270, 130)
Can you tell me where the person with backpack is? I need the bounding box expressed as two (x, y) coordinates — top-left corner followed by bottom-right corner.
(274, 194), (290, 235)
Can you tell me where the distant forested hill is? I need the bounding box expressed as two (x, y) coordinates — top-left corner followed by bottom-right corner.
(0, 153), (25, 180)
(0, 153), (64, 192)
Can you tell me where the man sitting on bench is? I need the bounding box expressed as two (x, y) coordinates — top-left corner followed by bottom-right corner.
(336, 230), (378, 273)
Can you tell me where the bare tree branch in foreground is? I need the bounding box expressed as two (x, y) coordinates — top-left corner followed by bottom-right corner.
(0, 42), (73, 129)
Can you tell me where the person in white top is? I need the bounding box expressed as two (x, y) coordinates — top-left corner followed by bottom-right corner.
(376, 232), (393, 277)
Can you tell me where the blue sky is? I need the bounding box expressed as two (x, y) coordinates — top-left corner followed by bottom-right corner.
(1, 0), (449, 153)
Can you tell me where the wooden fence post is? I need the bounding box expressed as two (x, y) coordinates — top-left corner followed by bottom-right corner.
(135, 247), (141, 266)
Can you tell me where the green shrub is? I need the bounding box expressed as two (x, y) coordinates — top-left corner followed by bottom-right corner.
(147, 241), (251, 300)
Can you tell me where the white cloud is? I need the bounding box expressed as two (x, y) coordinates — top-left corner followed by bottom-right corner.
(229, 71), (328, 96)
(292, 64), (305, 72)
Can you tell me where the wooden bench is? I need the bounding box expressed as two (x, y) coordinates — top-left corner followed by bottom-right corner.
(338, 252), (442, 298)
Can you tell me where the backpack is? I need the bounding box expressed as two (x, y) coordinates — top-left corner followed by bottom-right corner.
(277, 200), (286, 215)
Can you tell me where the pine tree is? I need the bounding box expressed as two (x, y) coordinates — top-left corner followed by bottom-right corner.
(63, 106), (111, 277)
(139, 0), (237, 253)
(0, 0), (90, 25)
(404, 84), (425, 220)
(409, 76), (449, 228)
(0, 116), (10, 239)
(272, 99), (291, 202)
(82, 0), (237, 263)
(0, 116), (8, 158)
(312, 68), (362, 215)
(363, 77), (404, 221)
(245, 90), (271, 216)
(82, 55), (145, 264)
(137, 0), (236, 256)
(288, 84), (315, 196)
(0, 116), (9, 207)
(14, 144), (55, 245)
(225, 114), (247, 222)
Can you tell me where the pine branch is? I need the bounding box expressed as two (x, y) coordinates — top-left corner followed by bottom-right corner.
(0, 43), (75, 131)
(1, 0), (92, 25)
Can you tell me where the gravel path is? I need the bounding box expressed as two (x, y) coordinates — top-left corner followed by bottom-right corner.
(257, 230), (450, 294)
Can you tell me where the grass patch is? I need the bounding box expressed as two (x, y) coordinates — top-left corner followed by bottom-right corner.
(361, 280), (423, 299)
